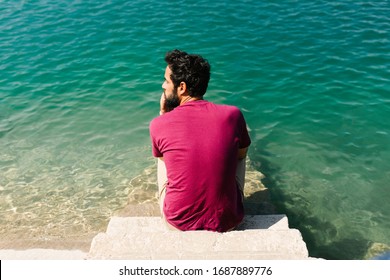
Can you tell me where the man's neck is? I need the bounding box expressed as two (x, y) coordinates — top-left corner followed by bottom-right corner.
(180, 96), (203, 105)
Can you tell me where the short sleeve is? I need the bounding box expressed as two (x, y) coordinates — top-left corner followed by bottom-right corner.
(150, 119), (163, 157)
(238, 111), (251, 148)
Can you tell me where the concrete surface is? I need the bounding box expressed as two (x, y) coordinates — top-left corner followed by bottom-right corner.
(87, 215), (310, 260)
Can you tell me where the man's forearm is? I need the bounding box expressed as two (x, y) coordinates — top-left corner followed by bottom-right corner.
(238, 147), (248, 160)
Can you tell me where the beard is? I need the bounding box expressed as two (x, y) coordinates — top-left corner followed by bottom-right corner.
(164, 88), (180, 112)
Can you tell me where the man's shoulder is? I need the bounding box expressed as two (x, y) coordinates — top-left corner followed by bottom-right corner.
(212, 103), (243, 118)
(150, 114), (165, 131)
(150, 111), (176, 131)
(206, 101), (240, 112)
(151, 111), (174, 122)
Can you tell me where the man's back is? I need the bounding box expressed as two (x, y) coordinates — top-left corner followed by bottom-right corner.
(150, 100), (251, 232)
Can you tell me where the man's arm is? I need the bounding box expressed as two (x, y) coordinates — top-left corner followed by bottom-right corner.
(160, 92), (167, 115)
(236, 147), (248, 200)
(238, 147), (248, 160)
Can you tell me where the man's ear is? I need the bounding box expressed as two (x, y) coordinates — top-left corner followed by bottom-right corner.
(178, 81), (188, 96)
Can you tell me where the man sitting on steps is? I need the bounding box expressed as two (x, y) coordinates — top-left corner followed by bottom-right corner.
(150, 49), (251, 232)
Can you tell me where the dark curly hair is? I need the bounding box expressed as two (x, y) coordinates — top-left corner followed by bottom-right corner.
(165, 49), (211, 98)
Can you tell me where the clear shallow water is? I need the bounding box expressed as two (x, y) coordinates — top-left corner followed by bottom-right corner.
(1, 0), (389, 259)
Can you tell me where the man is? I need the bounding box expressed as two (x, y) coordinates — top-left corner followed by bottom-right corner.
(149, 49), (251, 232)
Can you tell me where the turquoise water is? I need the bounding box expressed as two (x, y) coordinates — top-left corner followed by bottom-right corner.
(1, 0), (389, 259)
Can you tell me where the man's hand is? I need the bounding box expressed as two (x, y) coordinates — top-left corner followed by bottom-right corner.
(160, 92), (167, 115)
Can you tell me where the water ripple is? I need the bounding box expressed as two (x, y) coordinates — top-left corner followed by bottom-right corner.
(0, 0), (389, 258)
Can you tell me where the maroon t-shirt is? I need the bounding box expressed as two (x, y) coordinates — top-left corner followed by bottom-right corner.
(150, 100), (251, 232)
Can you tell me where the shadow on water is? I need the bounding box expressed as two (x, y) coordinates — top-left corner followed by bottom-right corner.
(249, 150), (380, 260)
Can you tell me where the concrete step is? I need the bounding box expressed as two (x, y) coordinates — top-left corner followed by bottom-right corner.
(87, 215), (310, 260)
(105, 214), (289, 236)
